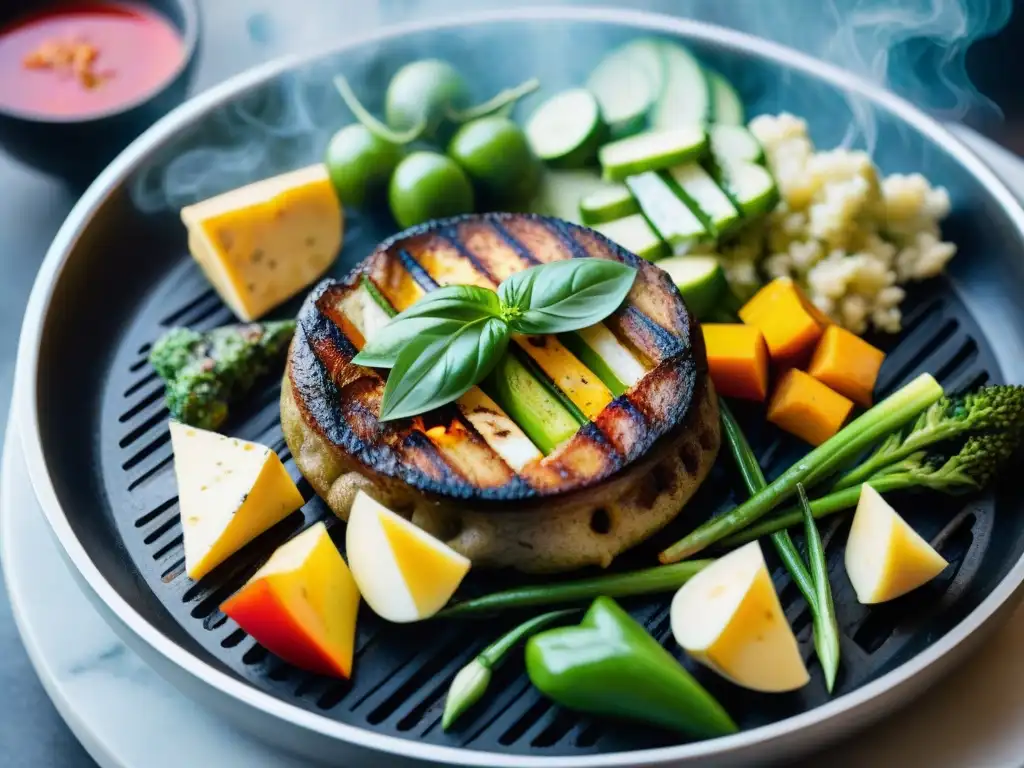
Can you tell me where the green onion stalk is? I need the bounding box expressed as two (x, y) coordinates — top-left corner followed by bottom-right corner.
(442, 609), (576, 730)
(659, 374), (944, 562)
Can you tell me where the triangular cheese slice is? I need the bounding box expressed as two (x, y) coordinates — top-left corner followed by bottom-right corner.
(378, 511), (471, 615)
(845, 485), (948, 604)
(170, 421), (304, 580)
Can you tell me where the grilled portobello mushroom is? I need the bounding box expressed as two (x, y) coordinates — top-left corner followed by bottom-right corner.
(281, 212), (719, 573)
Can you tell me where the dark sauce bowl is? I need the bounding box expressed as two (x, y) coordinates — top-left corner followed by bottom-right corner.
(0, 0), (198, 186)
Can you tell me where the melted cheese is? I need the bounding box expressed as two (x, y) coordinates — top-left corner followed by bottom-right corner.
(170, 421), (304, 580)
(181, 165), (343, 321)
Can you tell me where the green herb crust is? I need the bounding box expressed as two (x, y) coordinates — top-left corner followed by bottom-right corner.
(149, 321), (296, 429)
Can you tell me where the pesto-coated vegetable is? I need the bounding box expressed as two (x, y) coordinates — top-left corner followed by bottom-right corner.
(149, 321), (295, 430)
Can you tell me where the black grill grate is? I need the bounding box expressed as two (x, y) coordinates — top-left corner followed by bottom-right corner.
(97, 251), (1002, 758)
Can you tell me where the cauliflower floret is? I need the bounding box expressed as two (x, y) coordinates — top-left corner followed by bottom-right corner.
(894, 231), (958, 282)
(748, 113), (957, 335)
(882, 173), (952, 239)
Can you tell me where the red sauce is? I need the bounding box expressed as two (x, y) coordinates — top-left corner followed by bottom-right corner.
(0, 2), (184, 118)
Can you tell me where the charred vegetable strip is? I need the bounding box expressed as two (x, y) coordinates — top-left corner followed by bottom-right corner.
(438, 560), (712, 618)
(798, 482), (841, 693)
(659, 374), (944, 562)
(442, 609), (577, 730)
(149, 321), (295, 430)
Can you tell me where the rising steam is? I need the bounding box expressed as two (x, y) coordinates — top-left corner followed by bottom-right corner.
(130, 0), (1012, 213)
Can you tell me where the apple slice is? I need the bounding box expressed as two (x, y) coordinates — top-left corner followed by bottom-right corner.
(671, 541), (809, 692)
(845, 485), (948, 604)
(221, 522), (360, 678)
(346, 491), (471, 623)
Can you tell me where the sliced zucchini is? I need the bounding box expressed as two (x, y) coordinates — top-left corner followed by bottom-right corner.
(599, 126), (707, 181)
(530, 169), (609, 225)
(485, 352), (582, 455)
(586, 39), (665, 137)
(593, 213), (668, 262)
(719, 162), (779, 218)
(710, 124), (763, 165)
(650, 42), (712, 130)
(525, 88), (606, 168)
(656, 255), (728, 319)
(708, 70), (745, 125)
(626, 171), (709, 255)
(668, 163), (741, 237)
(579, 183), (639, 225)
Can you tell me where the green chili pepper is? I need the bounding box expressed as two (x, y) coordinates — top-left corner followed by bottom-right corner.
(442, 609), (577, 731)
(525, 597), (737, 739)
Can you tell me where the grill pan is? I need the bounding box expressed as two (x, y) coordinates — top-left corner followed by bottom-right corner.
(16, 8), (1024, 767)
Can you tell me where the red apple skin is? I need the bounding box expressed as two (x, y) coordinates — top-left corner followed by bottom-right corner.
(221, 580), (351, 678)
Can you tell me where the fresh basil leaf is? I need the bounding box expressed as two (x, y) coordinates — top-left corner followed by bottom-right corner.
(352, 316), (466, 368)
(378, 317), (509, 421)
(499, 258), (637, 335)
(394, 284), (502, 322)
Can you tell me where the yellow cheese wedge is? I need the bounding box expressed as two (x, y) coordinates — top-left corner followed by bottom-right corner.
(221, 521), (360, 678)
(169, 422), (305, 581)
(845, 485), (948, 604)
(345, 491), (470, 623)
(181, 164), (343, 321)
(671, 541), (809, 692)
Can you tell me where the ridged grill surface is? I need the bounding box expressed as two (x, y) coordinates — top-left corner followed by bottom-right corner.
(98, 238), (1002, 756)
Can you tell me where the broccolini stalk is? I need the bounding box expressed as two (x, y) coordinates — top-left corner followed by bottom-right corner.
(442, 609), (576, 730)
(149, 321), (295, 430)
(722, 426), (1024, 546)
(659, 374), (944, 563)
(836, 385), (1024, 490)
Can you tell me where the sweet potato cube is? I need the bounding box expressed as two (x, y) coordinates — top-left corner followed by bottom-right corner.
(739, 278), (829, 368)
(807, 325), (885, 407)
(221, 522), (360, 678)
(702, 324), (770, 401)
(768, 369), (854, 446)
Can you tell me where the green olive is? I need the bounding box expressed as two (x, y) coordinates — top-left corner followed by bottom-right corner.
(324, 124), (404, 208)
(448, 116), (542, 209)
(389, 151), (475, 229)
(385, 59), (470, 141)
